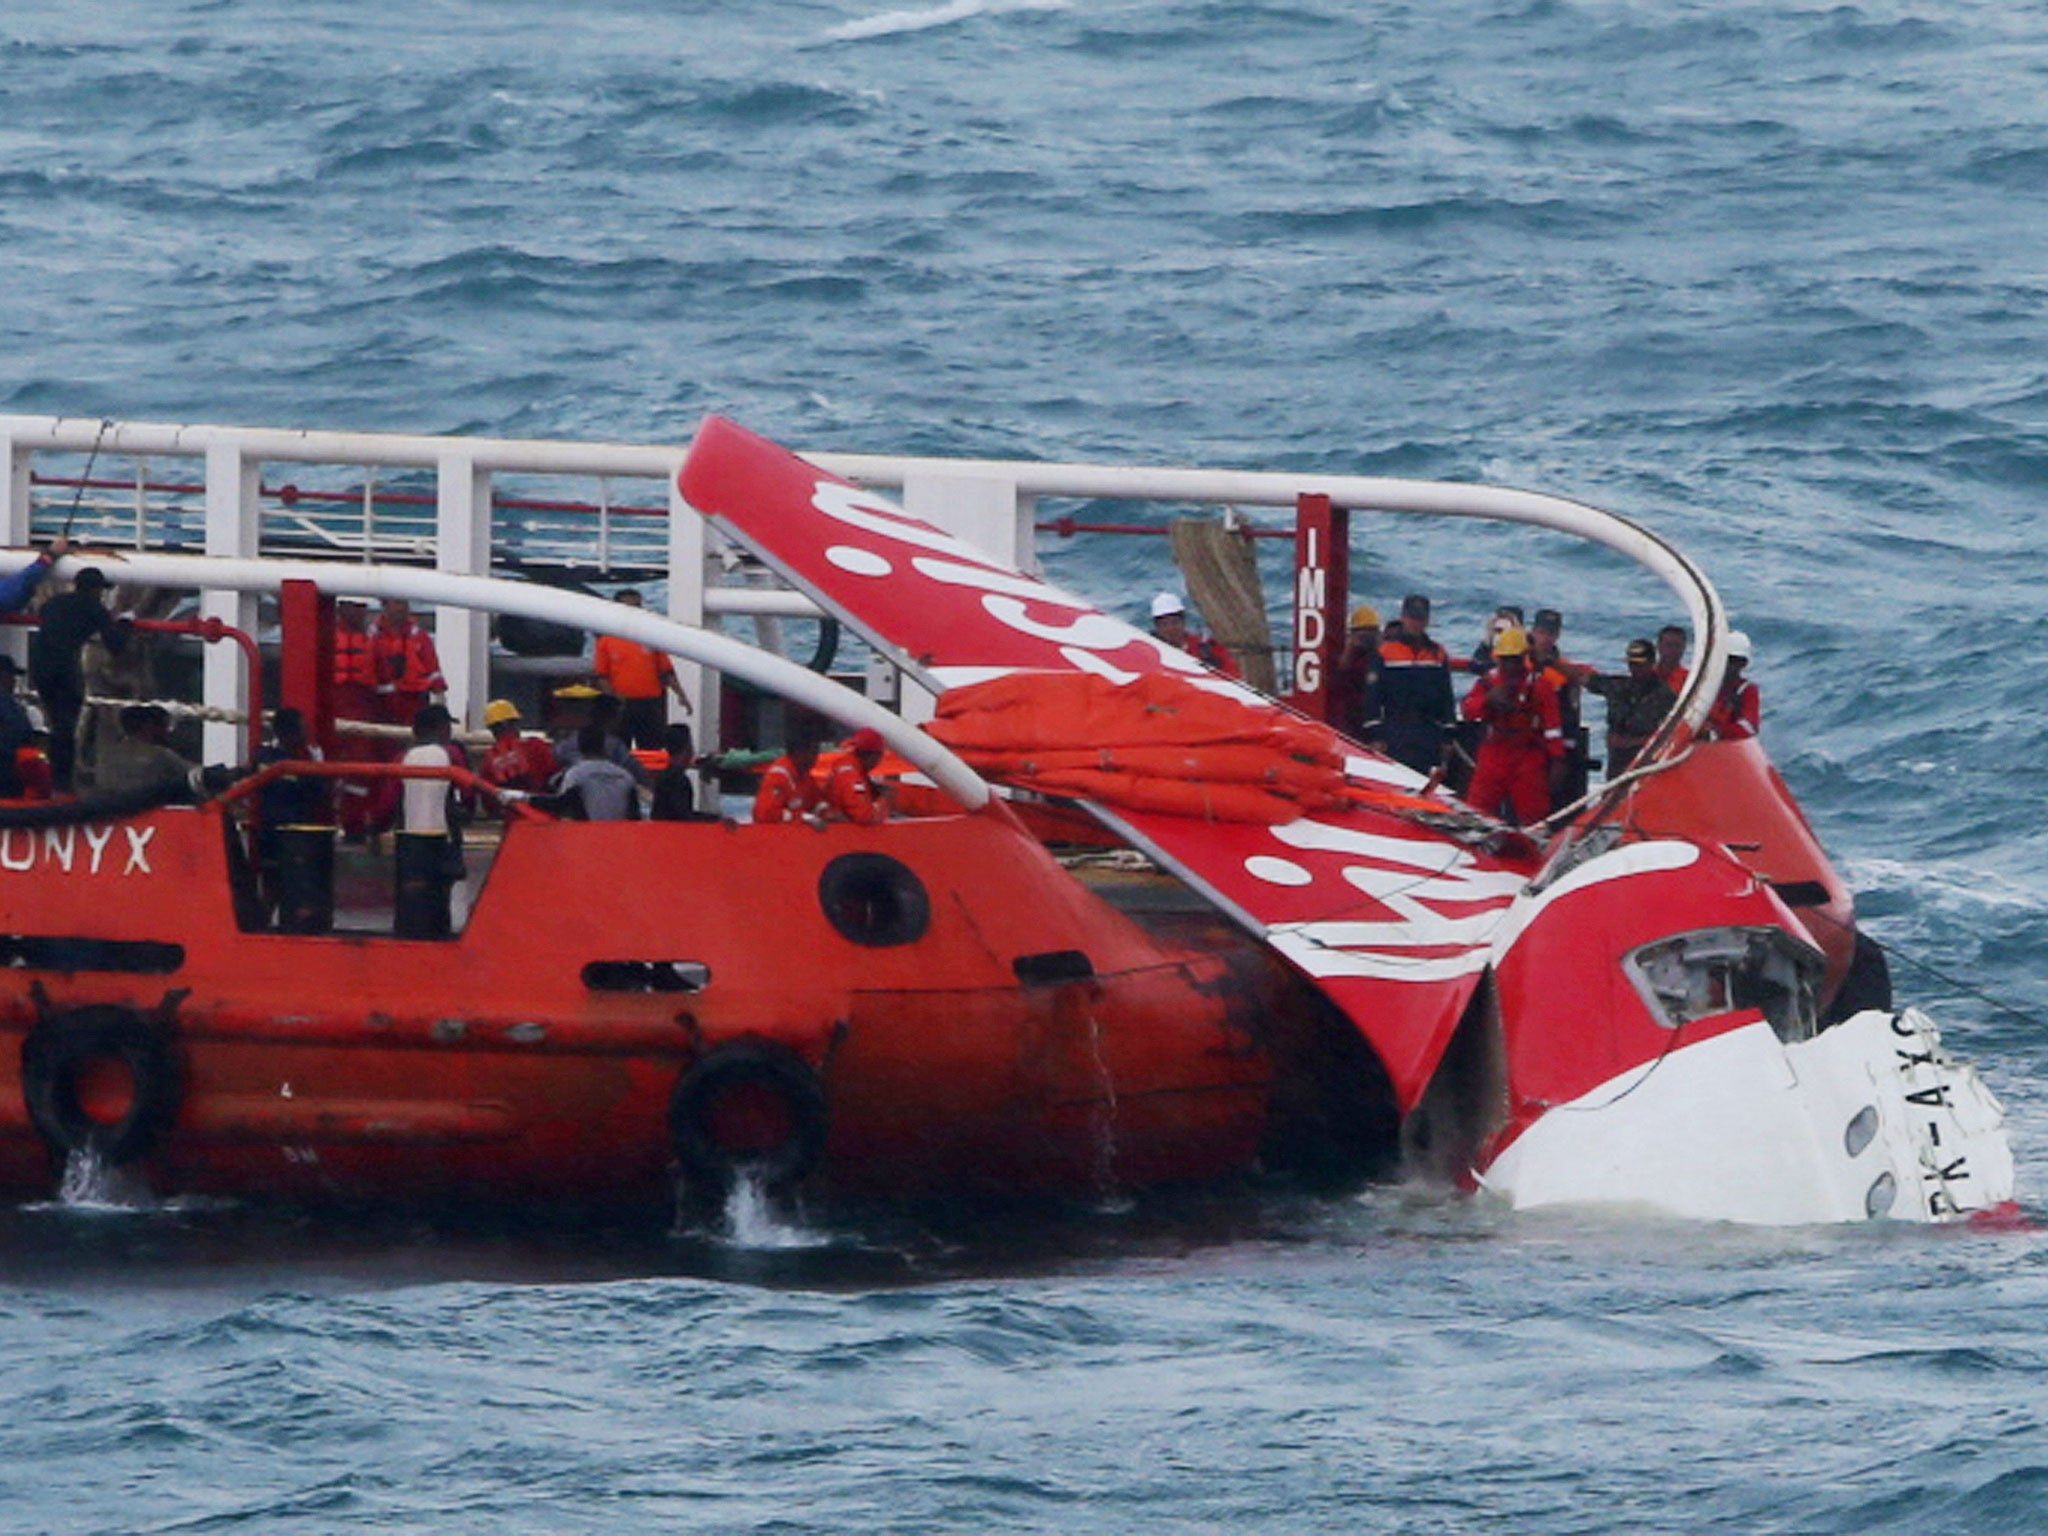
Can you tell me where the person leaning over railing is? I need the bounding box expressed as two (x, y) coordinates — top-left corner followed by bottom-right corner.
(31, 563), (130, 794)
(1578, 638), (1678, 776)
(0, 535), (69, 614)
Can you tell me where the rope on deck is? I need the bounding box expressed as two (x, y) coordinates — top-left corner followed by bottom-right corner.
(1171, 514), (1277, 693)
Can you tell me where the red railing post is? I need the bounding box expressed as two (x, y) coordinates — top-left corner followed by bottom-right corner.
(1290, 493), (1349, 722)
(279, 579), (334, 756)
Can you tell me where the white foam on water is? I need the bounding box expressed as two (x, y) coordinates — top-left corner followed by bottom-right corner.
(1842, 855), (2048, 915)
(824, 0), (1067, 44)
(718, 1172), (831, 1250)
(20, 1148), (156, 1214)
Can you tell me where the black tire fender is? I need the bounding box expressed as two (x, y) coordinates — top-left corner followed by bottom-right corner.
(668, 1039), (829, 1193)
(21, 1004), (184, 1165)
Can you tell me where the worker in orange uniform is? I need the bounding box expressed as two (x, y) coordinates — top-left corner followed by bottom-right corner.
(1654, 624), (1689, 693)
(824, 727), (891, 825)
(1149, 593), (1240, 678)
(370, 598), (445, 728)
(1460, 627), (1565, 827)
(752, 732), (827, 824)
(1704, 631), (1761, 740)
(593, 589), (692, 749)
(1528, 608), (1589, 810)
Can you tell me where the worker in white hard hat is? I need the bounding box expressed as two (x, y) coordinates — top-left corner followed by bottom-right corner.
(1705, 631), (1760, 740)
(1148, 592), (1239, 678)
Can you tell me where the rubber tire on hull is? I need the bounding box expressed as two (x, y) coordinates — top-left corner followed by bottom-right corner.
(668, 1040), (829, 1195)
(21, 1005), (183, 1166)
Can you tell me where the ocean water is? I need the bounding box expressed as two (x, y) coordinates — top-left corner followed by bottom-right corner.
(6, 1), (2048, 1531)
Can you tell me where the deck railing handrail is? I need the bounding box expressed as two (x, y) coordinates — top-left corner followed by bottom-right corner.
(0, 414), (1728, 791)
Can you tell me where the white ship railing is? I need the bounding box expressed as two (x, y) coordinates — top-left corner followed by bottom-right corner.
(0, 414), (1728, 773)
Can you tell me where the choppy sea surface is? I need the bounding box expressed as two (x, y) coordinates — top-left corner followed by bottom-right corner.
(6, 2), (2048, 1530)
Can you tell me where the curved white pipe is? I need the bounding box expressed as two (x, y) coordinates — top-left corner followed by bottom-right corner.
(814, 453), (1731, 741)
(0, 549), (992, 811)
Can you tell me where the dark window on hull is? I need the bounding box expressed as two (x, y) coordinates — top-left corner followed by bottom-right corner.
(583, 960), (712, 994)
(0, 936), (185, 974)
(818, 854), (931, 948)
(1012, 950), (1095, 986)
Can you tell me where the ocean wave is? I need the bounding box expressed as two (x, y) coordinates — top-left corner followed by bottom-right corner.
(1222, 194), (1620, 239)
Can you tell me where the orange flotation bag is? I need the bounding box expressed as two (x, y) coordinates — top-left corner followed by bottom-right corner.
(928, 672), (1351, 823)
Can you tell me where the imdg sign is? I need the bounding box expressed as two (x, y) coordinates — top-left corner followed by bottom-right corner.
(1291, 493), (1349, 721)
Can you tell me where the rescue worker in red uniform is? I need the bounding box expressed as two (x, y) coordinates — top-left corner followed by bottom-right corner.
(1705, 630), (1761, 740)
(753, 733), (827, 824)
(370, 597), (445, 728)
(824, 726), (890, 826)
(330, 600), (382, 840)
(332, 601), (379, 723)
(479, 699), (558, 795)
(1460, 627), (1565, 826)
(1149, 593), (1240, 678)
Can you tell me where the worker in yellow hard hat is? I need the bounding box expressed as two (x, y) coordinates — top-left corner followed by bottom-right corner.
(1334, 603), (1384, 744)
(479, 698), (556, 795)
(1458, 627), (1566, 826)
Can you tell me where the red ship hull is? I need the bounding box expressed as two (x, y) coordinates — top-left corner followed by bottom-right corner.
(0, 804), (1296, 1211)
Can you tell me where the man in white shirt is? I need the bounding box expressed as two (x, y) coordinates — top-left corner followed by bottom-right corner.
(400, 703), (461, 834)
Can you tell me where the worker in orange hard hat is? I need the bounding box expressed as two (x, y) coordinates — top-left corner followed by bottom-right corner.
(824, 725), (891, 825)
(1459, 626), (1565, 827)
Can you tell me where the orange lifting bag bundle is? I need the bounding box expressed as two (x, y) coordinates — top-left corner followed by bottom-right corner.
(928, 672), (1349, 823)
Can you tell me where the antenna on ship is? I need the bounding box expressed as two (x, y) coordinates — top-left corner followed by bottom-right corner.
(59, 417), (113, 540)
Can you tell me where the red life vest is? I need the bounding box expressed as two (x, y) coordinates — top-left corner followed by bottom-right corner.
(372, 621), (445, 695)
(333, 627), (377, 687)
